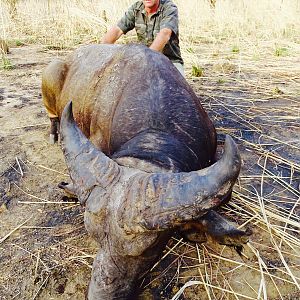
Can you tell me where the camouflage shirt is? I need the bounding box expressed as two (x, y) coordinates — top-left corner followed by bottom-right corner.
(117, 0), (183, 64)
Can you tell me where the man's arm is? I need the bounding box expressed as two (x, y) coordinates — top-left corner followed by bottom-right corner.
(101, 26), (124, 44)
(150, 2), (179, 52)
(101, 3), (136, 44)
(149, 28), (172, 52)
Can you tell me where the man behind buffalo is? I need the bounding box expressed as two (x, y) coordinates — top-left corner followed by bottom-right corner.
(101, 0), (184, 76)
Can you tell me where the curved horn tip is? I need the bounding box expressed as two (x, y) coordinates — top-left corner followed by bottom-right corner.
(224, 135), (239, 155)
(223, 135), (241, 169)
(224, 134), (235, 149)
(61, 100), (74, 123)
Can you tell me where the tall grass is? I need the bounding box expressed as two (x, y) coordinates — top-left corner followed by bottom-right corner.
(1, 0), (300, 49)
(178, 0), (300, 41)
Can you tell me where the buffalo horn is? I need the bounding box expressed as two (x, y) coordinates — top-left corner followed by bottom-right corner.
(61, 101), (241, 234)
(60, 101), (121, 204)
(121, 135), (241, 231)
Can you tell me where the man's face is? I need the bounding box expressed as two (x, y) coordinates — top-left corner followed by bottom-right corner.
(143, 0), (160, 9)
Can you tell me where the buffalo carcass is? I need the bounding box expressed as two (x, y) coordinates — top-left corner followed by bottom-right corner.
(42, 44), (249, 299)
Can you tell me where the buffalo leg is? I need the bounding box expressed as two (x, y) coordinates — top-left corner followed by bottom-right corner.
(49, 117), (59, 144)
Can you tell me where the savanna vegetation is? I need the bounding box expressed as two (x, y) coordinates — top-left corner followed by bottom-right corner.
(1, 1), (300, 299)
(1, 0), (300, 69)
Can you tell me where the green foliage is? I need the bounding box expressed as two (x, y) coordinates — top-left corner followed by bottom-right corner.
(275, 47), (288, 57)
(217, 78), (226, 84)
(1, 56), (14, 70)
(232, 45), (240, 53)
(191, 65), (204, 77)
(186, 47), (195, 53)
(15, 40), (25, 46)
(272, 86), (284, 95)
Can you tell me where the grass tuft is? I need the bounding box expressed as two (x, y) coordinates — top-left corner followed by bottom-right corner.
(1, 56), (14, 70)
(275, 46), (289, 57)
(191, 65), (204, 77)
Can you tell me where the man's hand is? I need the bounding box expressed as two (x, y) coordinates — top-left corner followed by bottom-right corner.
(149, 28), (172, 52)
(101, 26), (124, 44)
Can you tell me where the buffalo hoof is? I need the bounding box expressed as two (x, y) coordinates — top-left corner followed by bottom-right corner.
(181, 210), (250, 249)
(211, 228), (250, 248)
(49, 133), (58, 144)
(58, 181), (77, 199)
(181, 226), (250, 248)
(180, 229), (207, 243)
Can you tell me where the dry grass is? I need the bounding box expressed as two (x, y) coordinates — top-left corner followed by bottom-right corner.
(1, 0), (300, 50)
(0, 0), (299, 299)
(1, 0), (300, 75)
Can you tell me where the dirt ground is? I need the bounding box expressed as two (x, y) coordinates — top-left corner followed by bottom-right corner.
(0, 44), (299, 299)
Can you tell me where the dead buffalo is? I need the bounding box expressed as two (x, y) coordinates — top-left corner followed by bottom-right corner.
(42, 44), (249, 299)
